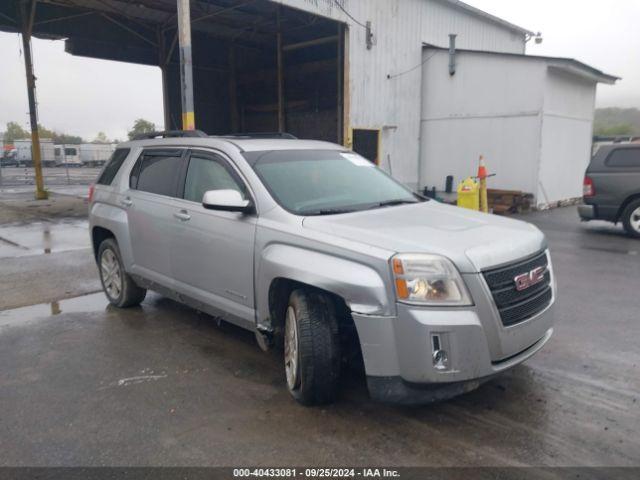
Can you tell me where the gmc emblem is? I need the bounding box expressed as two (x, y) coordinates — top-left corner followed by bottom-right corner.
(514, 266), (546, 291)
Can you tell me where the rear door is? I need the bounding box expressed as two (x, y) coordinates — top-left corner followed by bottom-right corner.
(126, 148), (187, 285)
(170, 149), (257, 328)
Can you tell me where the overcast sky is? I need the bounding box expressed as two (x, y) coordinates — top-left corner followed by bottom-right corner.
(0, 0), (638, 141)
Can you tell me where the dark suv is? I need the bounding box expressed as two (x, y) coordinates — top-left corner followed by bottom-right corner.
(579, 144), (640, 238)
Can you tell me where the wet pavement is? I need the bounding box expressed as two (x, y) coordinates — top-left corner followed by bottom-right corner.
(0, 219), (89, 258)
(0, 206), (639, 466)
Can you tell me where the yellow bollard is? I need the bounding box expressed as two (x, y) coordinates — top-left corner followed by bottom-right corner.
(457, 177), (480, 211)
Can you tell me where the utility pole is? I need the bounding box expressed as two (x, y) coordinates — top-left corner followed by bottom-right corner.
(19, 0), (47, 200)
(176, 0), (195, 130)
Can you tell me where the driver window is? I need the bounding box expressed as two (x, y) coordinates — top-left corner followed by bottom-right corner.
(183, 154), (246, 203)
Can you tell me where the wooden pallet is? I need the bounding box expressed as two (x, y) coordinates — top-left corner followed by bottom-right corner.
(487, 189), (534, 215)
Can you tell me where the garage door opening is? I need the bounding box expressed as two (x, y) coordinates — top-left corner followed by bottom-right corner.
(161, 1), (346, 144)
(351, 128), (381, 165)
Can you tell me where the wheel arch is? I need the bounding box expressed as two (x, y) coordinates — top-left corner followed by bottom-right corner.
(616, 193), (640, 222)
(91, 225), (115, 261)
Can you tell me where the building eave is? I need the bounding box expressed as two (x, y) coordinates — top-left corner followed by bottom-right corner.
(423, 44), (620, 84)
(435, 0), (534, 36)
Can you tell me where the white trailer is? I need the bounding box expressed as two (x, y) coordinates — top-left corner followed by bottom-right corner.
(79, 143), (116, 167)
(54, 145), (82, 167)
(14, 138), (56, 167)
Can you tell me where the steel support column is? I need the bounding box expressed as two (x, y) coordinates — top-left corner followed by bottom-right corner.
(19, 0), (47, 200)
(276, 7), (285, 132)
(176, 0), (195, 130)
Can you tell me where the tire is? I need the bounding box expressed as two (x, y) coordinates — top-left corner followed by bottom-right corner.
(284, 289), (341, 405)
(98, 238), (147, 307)
(621, 199), (640, 239)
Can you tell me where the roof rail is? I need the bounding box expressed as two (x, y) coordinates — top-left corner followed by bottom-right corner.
(219, 132), (298, 140)
(133, 130), (208, 140)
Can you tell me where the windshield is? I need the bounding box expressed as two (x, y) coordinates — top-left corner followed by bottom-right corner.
(244, 149), (422, 215)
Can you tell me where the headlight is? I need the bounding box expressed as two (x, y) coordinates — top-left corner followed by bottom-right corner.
(391, 253), (472, 306)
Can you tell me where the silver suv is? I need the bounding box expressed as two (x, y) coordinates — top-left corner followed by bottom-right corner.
(89, 131), (555, 405)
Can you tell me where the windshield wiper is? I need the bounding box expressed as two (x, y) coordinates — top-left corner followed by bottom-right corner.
(308, 208), (359, 216)
(375, 199), (420, 208)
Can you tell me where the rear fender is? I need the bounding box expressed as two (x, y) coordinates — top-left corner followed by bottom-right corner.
(90, 201), (134, 269)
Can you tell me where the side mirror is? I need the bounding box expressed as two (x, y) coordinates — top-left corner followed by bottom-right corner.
(202, 189), (251, 213)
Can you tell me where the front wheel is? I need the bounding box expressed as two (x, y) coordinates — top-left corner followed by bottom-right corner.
(622, 199), (640, 239)
(98, 238), (147, 307)
(284, 289), (341, 405)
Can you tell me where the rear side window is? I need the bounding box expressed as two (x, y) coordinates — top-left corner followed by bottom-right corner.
(132, 151), (183, 197)
(97, 148), (130, 185)
(606, 148), (640, 167)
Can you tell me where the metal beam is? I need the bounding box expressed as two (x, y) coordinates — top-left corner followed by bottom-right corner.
(19, 0), (47, 200)
(177, 0), (195, 130)
(276, 7), (284, 132)
(157, 27), (172, 130)
(282, 34), (338, 52)
(100, 13), (157, 47)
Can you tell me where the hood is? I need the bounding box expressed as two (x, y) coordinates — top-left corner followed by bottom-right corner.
(302, 201), (546, 272)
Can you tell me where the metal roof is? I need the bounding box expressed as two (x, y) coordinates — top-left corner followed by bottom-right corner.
(423, 44), (620, 84)
(437, 0), (534, 36)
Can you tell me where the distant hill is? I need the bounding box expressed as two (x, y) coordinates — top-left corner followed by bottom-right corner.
(594, 108), (640, 136)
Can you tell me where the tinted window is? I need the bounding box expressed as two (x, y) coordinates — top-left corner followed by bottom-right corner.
(65, 148), (77, 156)
(183, 154), (246, 203)
(97, 148), (130, 186)
(607, 148), (640, 167)
(134, 153), (183, 197)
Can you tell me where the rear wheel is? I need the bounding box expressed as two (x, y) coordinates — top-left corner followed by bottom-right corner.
(621, 199), (640, 239)
(98, 238), (146, 307)
(284, 289), (341, 405)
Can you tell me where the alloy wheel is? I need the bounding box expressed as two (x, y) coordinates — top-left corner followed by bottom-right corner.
(284, 306), (300, 391)
(100, 249), (122, 300)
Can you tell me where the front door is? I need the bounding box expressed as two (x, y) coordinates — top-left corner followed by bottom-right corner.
(170, 149), (257, 327)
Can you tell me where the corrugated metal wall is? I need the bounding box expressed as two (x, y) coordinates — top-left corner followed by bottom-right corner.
(272, 0), (527, 188)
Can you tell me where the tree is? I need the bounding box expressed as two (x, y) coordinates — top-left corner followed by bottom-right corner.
(127, 119), (156, 140)
(37, 124), (54, 139)
(53, 132), (83, 144)
(93, 131), (109, 143)
(4, 122), (29, 143)
(594, 123), (636, 136)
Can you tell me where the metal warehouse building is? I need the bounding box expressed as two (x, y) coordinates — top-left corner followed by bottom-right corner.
(1, 0), (617, 206)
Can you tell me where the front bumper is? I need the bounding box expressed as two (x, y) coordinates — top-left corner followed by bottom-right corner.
(352, 276), (555, 404)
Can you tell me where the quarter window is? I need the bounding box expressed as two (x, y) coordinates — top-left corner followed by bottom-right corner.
(606, 148), (640, 167)
(97, 148), (130, 186)
(183, 154), (246, 203)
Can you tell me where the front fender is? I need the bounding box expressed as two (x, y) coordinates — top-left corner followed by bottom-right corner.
(256, 244), (392, 329)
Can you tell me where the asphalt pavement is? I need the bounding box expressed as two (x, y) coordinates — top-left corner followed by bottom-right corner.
(0, 206), (638, 467)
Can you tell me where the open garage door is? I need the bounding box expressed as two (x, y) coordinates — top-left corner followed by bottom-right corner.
(160, 1), (347, 143)
(0, 0), (347, 144)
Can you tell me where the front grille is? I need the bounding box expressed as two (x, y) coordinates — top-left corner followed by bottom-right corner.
(482, 251), (552, 327)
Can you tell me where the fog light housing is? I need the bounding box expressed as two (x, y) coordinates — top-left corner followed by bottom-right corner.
(431, 334), (450, 371)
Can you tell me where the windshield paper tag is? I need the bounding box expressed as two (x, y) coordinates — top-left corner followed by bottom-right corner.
(341, 153), (373, 167)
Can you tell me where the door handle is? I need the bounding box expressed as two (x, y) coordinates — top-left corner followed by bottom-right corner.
(120, 197), (133, 207)
(174, 210), (191, 222)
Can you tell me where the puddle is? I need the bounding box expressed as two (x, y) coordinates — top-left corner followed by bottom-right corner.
(0, 292), (108, 328)
(0, 219), (89, 258)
